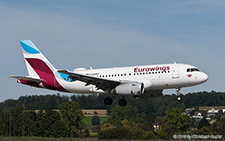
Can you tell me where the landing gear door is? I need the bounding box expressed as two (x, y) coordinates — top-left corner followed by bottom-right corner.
(172, 65), (179, 78)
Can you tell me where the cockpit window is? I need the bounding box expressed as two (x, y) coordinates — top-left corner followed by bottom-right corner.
(187, 68), (200, 72)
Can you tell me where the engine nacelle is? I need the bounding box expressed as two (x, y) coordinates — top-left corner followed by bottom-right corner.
(138, 89), (163, 98)
(112, 82), (144, 96)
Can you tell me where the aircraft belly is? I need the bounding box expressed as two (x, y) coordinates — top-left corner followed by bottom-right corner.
(58, 80), (104, 94)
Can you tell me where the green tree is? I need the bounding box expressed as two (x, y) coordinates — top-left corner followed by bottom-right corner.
(59, 101), (84, 137)
(134, 113), (154, 131)
(39, 108), (62, 137)
(98, 126), (132, 139)
(23, 108), (38, 136)
(198, 117), (210, 129)
(52, 119), (68, 138)
(0, 108), (5, 136)
(108, 105), (132, 126)
(92, 116), (100, 125)
(161, 107), (190, 137)
(84, 128), (90, 138)
(210, 115), (225, 138)
(198, 126), (211, 135)
(11, 106), (24, 136)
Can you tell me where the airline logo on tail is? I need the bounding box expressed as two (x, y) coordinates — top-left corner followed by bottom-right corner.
(20, 40), (40, 54)
(12, 40), (68, 92)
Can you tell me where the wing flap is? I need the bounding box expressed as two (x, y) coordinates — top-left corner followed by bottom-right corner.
(10, 76), (43, 83)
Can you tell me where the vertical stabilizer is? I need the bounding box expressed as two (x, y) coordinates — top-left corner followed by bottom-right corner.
(19, 40), (67, 92)
(20, 40), (57, 78)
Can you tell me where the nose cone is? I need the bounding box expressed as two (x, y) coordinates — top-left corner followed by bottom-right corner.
(200, 72), (208, 83)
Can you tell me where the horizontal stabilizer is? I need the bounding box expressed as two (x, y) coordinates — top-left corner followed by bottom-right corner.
(10, 76), (43, 83)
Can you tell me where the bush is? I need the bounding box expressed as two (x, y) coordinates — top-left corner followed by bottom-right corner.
(98, 127), (132, 139)
(92, 116), (100, 125)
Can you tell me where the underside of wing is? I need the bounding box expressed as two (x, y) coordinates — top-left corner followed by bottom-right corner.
(10, 76), (43, 83)
(58, 70), (121, 91)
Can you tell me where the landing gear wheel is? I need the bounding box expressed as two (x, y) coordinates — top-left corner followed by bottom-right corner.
(177, 96), (182, 101)
(118, 98), (127, 106)
(176, 88), (182, 101)
(104, 97), (113, 105)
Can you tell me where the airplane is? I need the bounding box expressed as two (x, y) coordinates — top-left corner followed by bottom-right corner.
(10, 40), (208, 106)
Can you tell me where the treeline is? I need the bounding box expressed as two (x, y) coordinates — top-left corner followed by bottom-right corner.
(0, 102), (85, 138)
(98, 106), (225, 139)
(0, 91), (225, 139)
(1, 91), (225, 117)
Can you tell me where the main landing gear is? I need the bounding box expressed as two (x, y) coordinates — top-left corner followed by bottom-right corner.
(104, 89), (127, 106)
(176, 88), (182, 101)
(118, 97), (127, 106)
(103, 96), (127, 106)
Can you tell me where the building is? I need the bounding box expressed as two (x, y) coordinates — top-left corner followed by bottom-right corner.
(185, 108), (195, 116)
(192, 112), (203, 119)
(207, 108), (219, 117)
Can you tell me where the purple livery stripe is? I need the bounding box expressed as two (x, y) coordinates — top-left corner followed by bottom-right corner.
(25, 58), (68, 92)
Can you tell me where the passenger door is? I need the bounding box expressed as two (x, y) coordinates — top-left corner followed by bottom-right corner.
(172, 65), (179, 78)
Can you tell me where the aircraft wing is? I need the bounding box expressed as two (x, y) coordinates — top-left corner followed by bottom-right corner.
(58, 70), (121, 91)
(10, 76), (43, 83)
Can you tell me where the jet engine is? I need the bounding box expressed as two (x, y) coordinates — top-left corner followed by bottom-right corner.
(112, 82), (144, 96)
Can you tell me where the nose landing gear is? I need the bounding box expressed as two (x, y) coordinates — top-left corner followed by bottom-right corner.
(176, 88), (182, 101)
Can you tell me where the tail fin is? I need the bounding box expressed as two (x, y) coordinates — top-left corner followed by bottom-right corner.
(10, 40), (67, 92)
(20, 40), (57, 79)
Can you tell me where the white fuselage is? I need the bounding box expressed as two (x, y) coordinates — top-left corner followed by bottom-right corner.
(56, 63), (208, 94)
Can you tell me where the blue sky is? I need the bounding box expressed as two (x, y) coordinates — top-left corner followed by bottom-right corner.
(1, 0), (225, 102)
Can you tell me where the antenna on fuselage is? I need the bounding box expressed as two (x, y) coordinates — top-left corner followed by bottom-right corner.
(173, 61), (177, 64)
